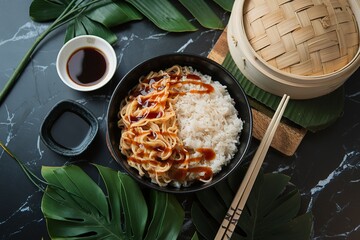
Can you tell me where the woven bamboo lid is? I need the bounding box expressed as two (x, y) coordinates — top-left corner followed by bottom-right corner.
(243, 0), (359, 76)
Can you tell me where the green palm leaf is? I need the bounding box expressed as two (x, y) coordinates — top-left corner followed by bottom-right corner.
(192, 165), (313, 240)
(212, 0), (235, 11)
(30, 0), (143, 25)
(30, 0), (143, 44)
(41, 164), (184, 239)
(65, 15), (118, 44)
(29, 0), (67, 21)
(29, 0), (231, 36)
(86, 1), (143, 28)
(144, 191), (185, 240)
(179, 0), (224, 29)
(125, 0), (197, 32)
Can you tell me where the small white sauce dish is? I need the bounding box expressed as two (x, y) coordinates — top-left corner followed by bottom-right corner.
(56, 35), (117, 91)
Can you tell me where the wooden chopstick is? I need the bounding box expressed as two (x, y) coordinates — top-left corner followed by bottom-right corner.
(215, 94), (290, 240)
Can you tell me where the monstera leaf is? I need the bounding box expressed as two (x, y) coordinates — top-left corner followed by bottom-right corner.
(41, 164), (184, 239)
(191, 165), (313, 240)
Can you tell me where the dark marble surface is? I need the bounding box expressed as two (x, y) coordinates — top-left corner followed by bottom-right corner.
(0, 1), (359, 239)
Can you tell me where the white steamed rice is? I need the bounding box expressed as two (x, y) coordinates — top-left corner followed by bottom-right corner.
(174, 69), (243, 177)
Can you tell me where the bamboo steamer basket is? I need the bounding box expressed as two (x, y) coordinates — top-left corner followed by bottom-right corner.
(228, 0), (360, 99)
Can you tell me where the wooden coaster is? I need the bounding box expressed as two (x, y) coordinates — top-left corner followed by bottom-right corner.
(208, 28), (307, 156)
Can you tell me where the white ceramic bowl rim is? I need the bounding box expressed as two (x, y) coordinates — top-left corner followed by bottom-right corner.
(56, 35), (117, 91)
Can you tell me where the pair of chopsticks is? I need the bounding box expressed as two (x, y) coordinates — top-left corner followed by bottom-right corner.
(215, 94), (290, 240)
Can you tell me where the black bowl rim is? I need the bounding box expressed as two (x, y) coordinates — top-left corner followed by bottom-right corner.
(40, 100), (99, 157)
(106, 53), (252, 193)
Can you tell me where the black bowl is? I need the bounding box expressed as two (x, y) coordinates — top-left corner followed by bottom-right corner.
(106, 53), (252, 193)
(40, 100), (99, 157)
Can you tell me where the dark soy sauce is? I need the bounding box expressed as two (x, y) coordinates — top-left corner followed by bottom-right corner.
(50, 111), (90, 149)
(67, 47), (107, 85)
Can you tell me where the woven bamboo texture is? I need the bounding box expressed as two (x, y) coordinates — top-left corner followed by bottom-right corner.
(243, 0), (359, 76)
